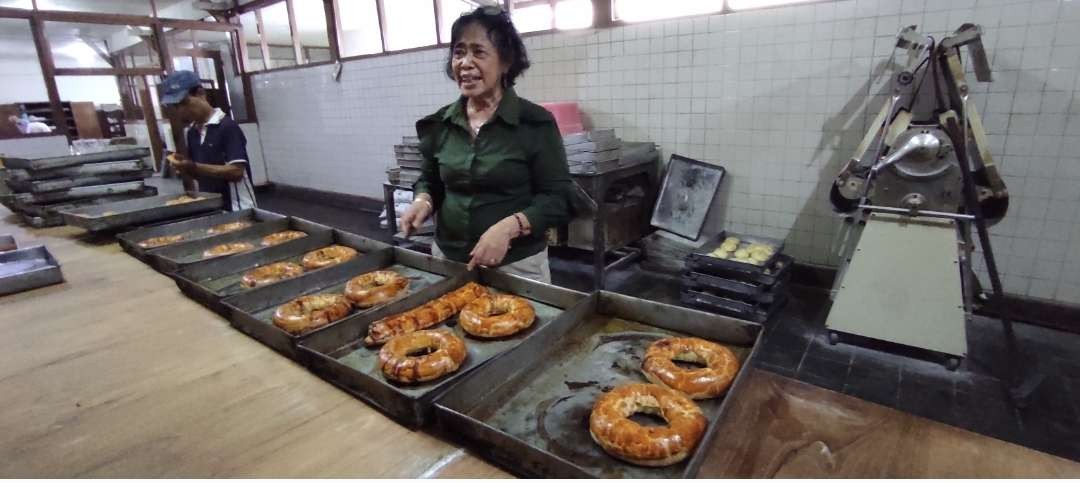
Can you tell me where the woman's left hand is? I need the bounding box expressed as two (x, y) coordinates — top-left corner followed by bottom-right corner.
(467, 218), (516, 270)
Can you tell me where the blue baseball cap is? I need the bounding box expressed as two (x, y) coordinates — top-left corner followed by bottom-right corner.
(160, 70), (201, 106)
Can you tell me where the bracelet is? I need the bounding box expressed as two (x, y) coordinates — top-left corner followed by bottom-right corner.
(513, 213), (530, 236)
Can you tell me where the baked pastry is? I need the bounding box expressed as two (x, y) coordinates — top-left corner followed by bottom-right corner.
(241, 261), (305, 288)
(301, 245), (358, 270)
(344, 270), (409, 308)
(641, 337), (740, 399)
(458, 294), (536, 338)
(202, 241), (254, 258)
(207, 221), (253, 235)
(589, 383), (707, 467)
(377, 329), (467, 383)
(260, 230), (307, 247)
(165, 195), (202, 206)
(272, 293), (352, 335)
(363, 282), (489, 346)
(137, 234), (184, 249)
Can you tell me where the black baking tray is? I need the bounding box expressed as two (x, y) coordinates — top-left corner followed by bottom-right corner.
(174, 228), (389, 316)
(680, 287), (786, 324)
(117, 208), (287, 263)
(2, 147), (150, 170)
(682, 269), (790, 305)
(223, 247), (465, 360)
(687, 231), (785, 274)
(432, 291), (762, 478)
(0, 245), (64, 295)
(296, 266), (587, 428)
(146, 216), (328, 273)
(686, 253), (794, 286)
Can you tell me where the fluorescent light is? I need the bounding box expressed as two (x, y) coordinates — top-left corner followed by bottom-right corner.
(727, 0), (816, 10)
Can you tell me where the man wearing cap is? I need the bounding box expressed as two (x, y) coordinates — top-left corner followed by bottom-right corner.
(160, 70), (256, 211)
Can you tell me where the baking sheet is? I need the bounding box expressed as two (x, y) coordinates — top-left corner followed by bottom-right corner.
(297, 266), (587, 428)
(224, 247), (465, 359)
(8, 168), (153, 194)
(650, 154), (725, 241)
(2, 147), (150, 170)
(687, 231), (786, 275)
(116, 208), (286, 262)
(433, 291), (762, 478)
(173, 228), (390, 316)
(59, 192), (223, 232)
(13, 180), (148, 205)
(145, 216), (301, 273)
(0, 245), (64, 295)
(0, 235), (17, 252)
(5, 159), (146, 182)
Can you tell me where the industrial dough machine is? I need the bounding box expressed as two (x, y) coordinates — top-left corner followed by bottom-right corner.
(824, 24), (1024, 378)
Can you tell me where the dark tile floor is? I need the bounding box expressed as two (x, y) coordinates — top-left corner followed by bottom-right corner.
(255, 188), (1080, 463)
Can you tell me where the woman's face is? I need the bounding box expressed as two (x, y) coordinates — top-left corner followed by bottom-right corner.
(451, 22), (507, 99)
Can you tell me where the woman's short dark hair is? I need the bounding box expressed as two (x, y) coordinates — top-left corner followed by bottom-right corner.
(444, 6), (530, 87)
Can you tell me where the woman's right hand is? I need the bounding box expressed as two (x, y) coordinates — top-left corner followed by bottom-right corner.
(399, 196), (433, 237)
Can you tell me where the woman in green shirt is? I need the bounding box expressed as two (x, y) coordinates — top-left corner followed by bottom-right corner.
(400, 6), (572, 284)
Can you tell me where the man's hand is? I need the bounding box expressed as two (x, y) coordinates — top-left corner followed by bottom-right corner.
(167, 152), (195, 176)
(399, 196), (433, 237)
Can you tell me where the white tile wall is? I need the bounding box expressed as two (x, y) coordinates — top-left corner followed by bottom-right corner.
(252, 0), (1080, 304)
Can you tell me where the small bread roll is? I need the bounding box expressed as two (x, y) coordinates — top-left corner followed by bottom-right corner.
(710, 249), (729, 259)
(734, 248), (750, 259)
(723, 237), (740, 246)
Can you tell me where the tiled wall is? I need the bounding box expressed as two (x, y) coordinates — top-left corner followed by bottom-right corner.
(252, 0), (1080, 304)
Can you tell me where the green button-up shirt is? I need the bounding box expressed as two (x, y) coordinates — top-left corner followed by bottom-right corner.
(414, 88), (572, 265)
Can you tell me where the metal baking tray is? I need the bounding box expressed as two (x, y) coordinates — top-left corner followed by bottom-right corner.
(13, 187), (157, 217)
(682, 270), (790, 305)
(2, 147), (150, 170)
(60, 192), (223, 233)
(685, 253), (793, 286)
(687, 231), (786, 275)
(224, 247), (465, 360)
(0, 235), (16, 252)
(5, 159), (147, 182)
(296, 266), (587, 428)
(12, 180), (149, 205)
(680, 287), (786, 324)
(432, 291), (762, 478)
(7, 168), (153, 193)
(650, 154), (726, 241)
(117, 208), (286, 262)
(174, 228), (390, 316)
(0, 245), (64, 295)
(148, 216), (329, 274)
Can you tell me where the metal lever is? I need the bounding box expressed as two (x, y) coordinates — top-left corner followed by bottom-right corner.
(870, 132), (941, 176)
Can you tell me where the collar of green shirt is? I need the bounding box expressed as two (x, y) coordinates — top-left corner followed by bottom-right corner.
(442, 87), (522, 129)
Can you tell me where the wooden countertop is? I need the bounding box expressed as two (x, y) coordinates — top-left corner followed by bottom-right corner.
(1, 215), (1076, 478)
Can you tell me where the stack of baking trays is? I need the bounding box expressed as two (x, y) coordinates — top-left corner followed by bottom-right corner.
(109, 207), (764, 477)
(391, 136), (423, 186)
(681, 231), (792, 324)
(0, 147), (159, 228)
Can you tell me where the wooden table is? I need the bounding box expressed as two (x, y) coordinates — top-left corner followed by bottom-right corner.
(1, 214), (1076, 478)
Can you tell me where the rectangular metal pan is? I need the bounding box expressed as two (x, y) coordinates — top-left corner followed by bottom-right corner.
(0, 235), (16, 252)
(223, 247), (464, 359)
(60, 192), (223, 233)
(0, 245), (64, 295)
(13, 187), (157, 217)
(2, 147), (150, 170)
(297, 265), (588, 428)
(148, 216), (329, 274)
(12, 180), (148, 205)
(683, 270), (790, 305)
(7, 168), (153, 194)
(680, 287), (786, 324)
(432, 291), (763, 478)
(687, 231), (785, 274)
(117, 208), (285, 262)
(5, 159), (146, 182)
(174, 228), (390, 316)
(685, 253), (793, 286)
